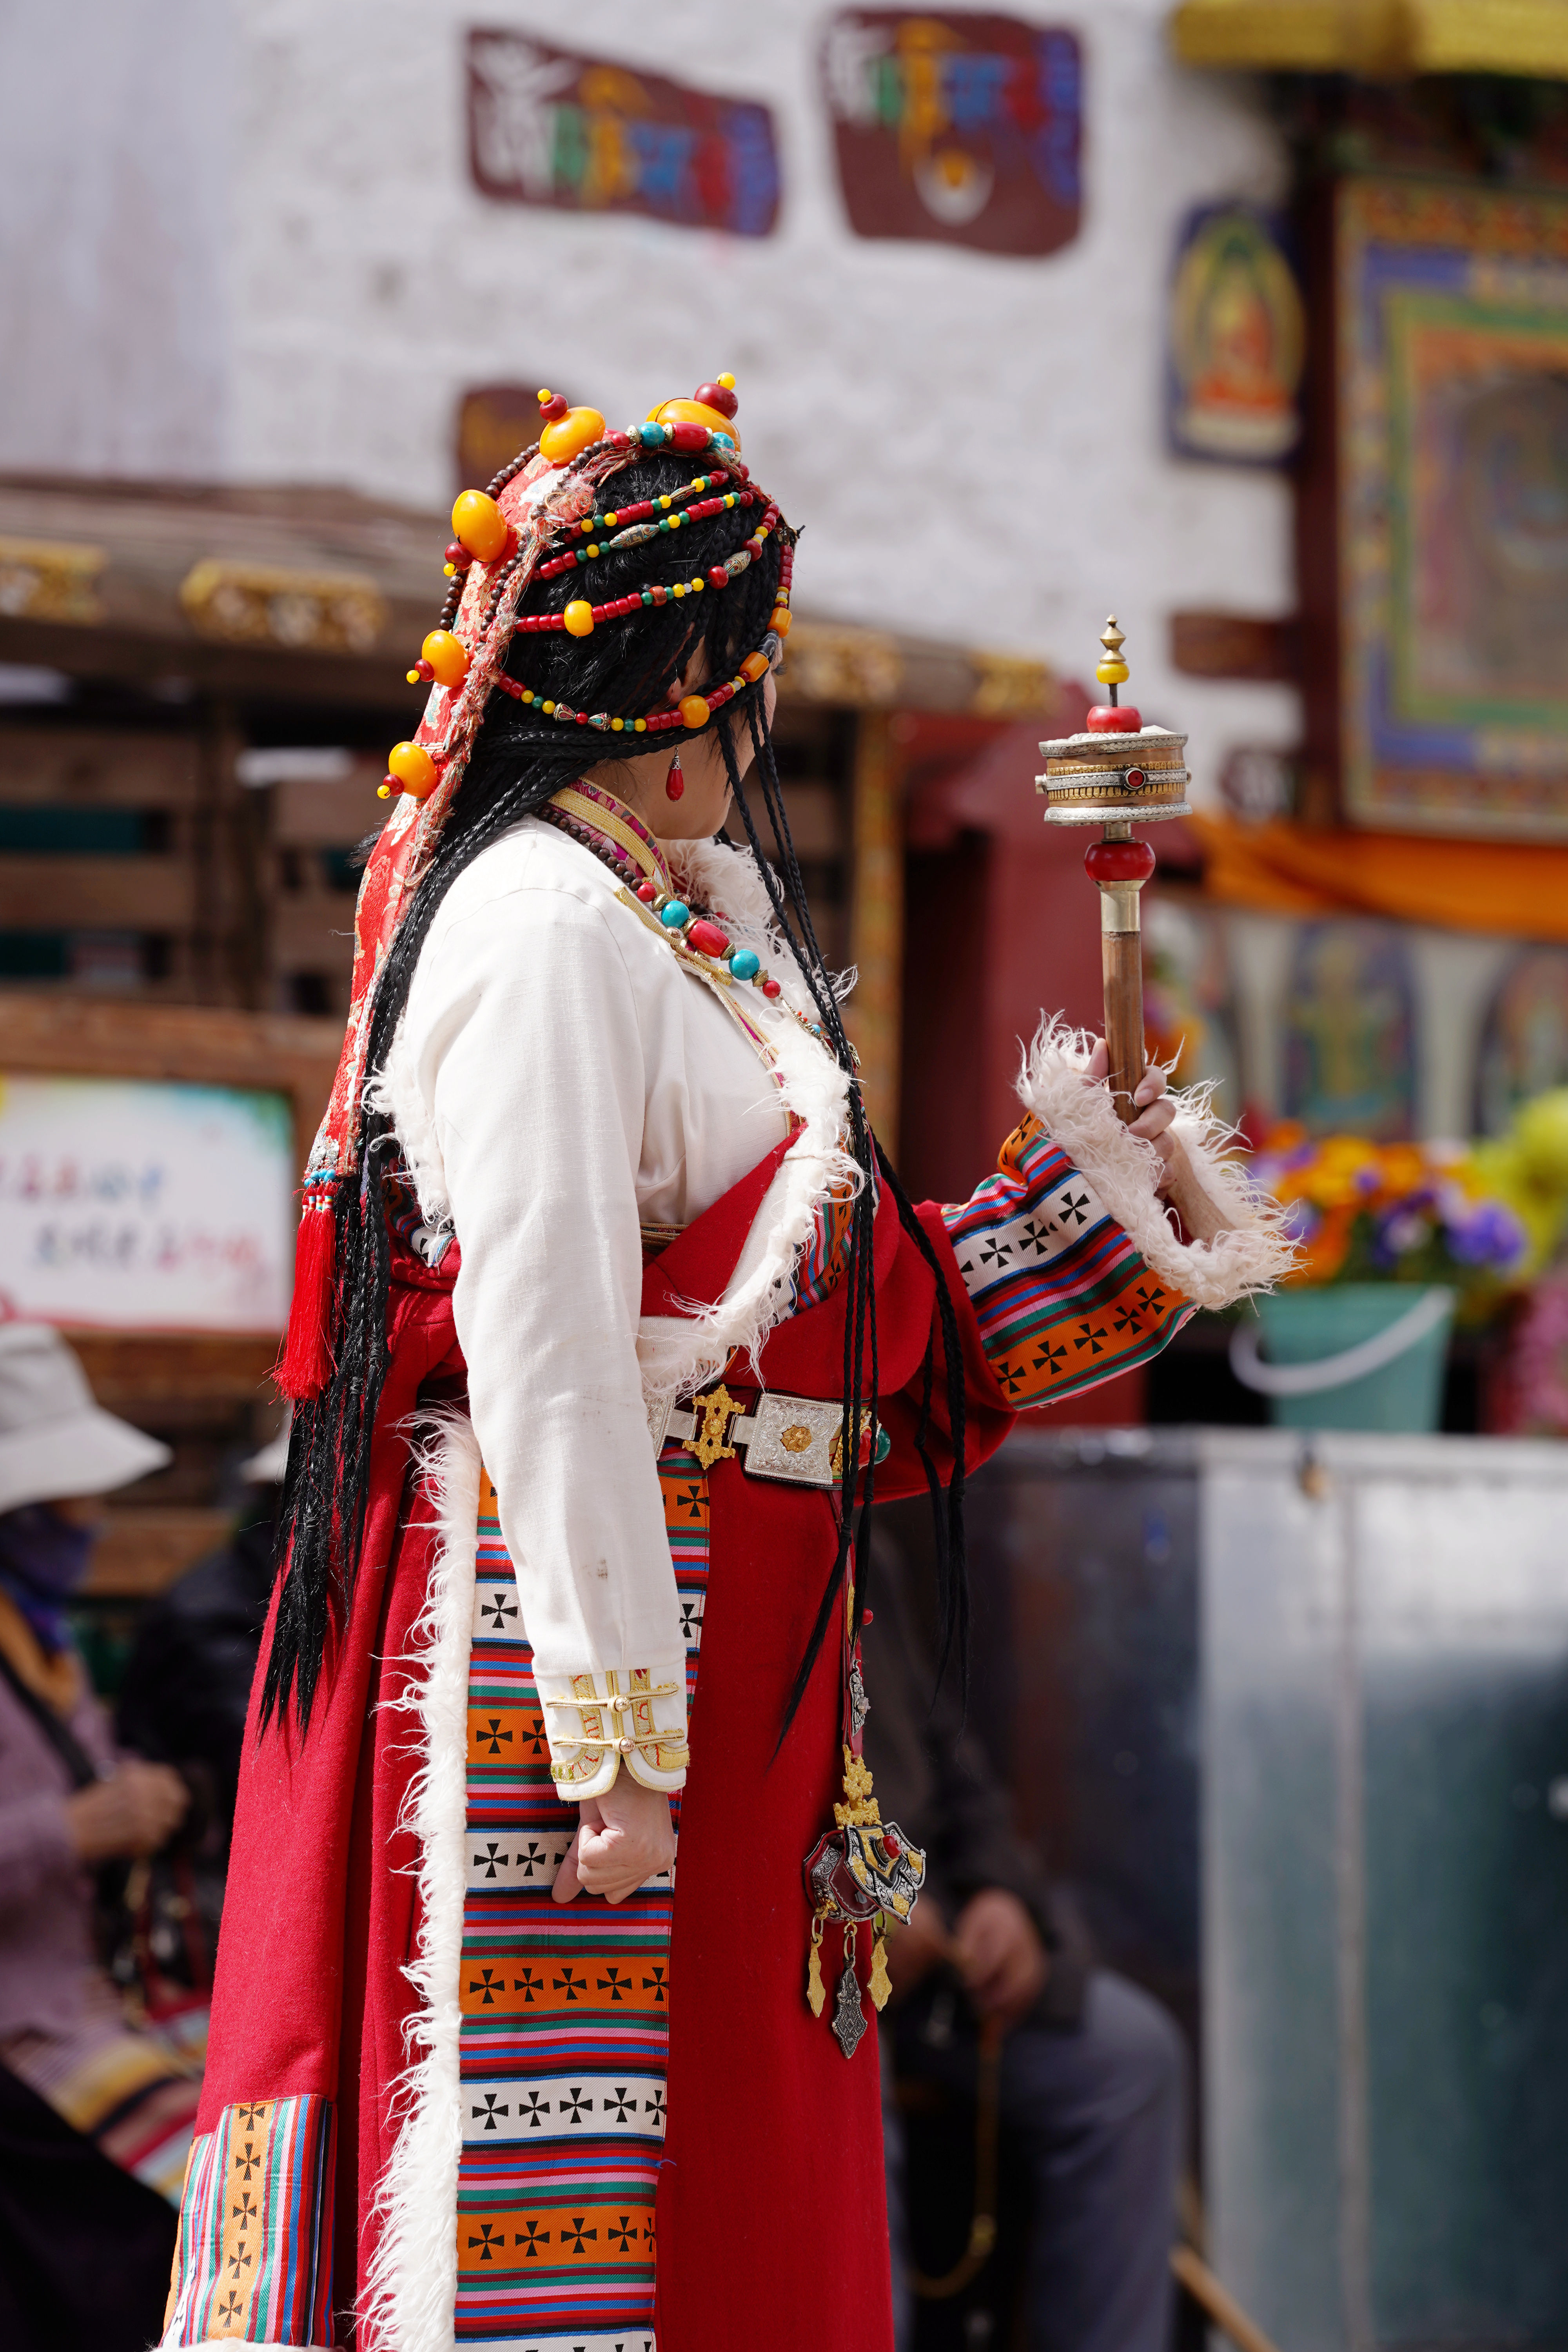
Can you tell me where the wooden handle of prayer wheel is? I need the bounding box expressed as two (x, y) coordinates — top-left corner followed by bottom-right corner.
(1102, 927), (1146, 1125)
(1085, 833), (1156, 1126)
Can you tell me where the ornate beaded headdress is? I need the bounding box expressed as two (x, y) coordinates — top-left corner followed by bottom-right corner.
(279, 377), (795, 1397)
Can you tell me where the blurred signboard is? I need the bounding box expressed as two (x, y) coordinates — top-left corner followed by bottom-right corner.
(456, 385), (544, 499)
(0, 1076), (294, 1332)
(820, 11), (1081, 255)
(465, 33), (780, 238)
(1339, 177), (1568, 838)
(1168, 203), (1303, 464)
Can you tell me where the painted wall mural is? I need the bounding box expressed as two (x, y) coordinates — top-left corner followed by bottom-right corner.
(1339, 178), (1568, 838)
(1283, 921), (1417, 1141)
(1168, 203), (1303, 465)
(466, 33), (780, 238)
(820, 11), (1080, 255)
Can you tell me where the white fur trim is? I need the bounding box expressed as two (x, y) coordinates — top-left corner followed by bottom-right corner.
(1016, 1021), (1296, 1311)
(359, 1414), (481, 2352)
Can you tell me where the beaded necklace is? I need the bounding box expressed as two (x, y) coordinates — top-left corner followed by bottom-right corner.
(539, 781), (786, 1004)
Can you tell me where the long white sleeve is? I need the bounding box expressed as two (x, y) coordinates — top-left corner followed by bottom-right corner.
(391, 820), (793, 1797)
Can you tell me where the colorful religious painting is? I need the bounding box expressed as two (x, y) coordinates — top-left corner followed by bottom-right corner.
(1168, 204), (1303, 464)
(819, 12), (1080, 255)
(466, 33), (780, 238)
(1338, 177), (1568, 837)
(456, 386), (547, 498)
(1475, 947), (1568, 1134)
(1283, 920), (1417, 1141)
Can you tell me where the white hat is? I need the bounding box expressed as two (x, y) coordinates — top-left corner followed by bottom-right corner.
(0, 1322), (171, 1517)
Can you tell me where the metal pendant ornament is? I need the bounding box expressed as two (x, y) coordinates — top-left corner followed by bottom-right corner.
(1035, 619), (1191, 1120)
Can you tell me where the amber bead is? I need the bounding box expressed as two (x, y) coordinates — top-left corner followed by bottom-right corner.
(740, 651), (770, 683)
(678, 694), (711, 730)
(769, 608), (792, 638)
(421, 632), (469, 688)
(388, 741), (438, 799)
(540, 407), (607, 465)
(563, 600), (595, 638)
(451, 491), (509, 564)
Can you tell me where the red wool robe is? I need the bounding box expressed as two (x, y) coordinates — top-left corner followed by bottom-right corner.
(168, 1110), (1199, 2352)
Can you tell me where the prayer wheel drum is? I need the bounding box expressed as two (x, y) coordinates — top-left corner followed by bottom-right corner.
(1036, 619), (1191, 1124)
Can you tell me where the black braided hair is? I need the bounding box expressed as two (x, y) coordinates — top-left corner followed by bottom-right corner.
(263, 441), (967, 1741)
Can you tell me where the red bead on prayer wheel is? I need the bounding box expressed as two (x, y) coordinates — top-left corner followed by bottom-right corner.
(1085, 837), (1156, 887)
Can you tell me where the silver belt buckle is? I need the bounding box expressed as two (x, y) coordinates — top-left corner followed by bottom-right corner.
(739, 1392), (844, 1488)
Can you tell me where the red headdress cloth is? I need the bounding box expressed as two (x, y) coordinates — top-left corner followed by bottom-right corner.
(277, 387), (782, 1398)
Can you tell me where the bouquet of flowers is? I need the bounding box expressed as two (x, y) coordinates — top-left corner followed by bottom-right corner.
(1249, 1124), (1528, 1308)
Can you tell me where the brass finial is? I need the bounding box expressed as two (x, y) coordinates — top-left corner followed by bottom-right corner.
(1096, 615), (1130, 691)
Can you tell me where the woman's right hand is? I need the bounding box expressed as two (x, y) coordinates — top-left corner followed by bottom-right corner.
(553, 1775), (676, 1906)
(66, 1760), (189, 1864)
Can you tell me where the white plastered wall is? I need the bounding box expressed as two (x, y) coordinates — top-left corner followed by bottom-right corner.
(1, 0), (1301, 804)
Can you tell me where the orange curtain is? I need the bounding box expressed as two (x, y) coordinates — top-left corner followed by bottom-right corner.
(1191, 814), (1568, 942)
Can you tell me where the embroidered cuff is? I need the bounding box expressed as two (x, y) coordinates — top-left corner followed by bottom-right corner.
(1015, 1020), (1295, 1310)
(535, 1659), (690, 1798)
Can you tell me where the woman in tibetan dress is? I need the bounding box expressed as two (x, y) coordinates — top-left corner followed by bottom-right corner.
(159, 381), (1288, 2352)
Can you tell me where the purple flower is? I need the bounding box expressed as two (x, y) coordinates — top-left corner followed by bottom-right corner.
(1446, 1200), (1526, 1270)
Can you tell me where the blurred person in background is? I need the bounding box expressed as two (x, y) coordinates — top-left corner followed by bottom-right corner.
(0, 1319), (199, 2349)
(868, 1514), (1184, 2352)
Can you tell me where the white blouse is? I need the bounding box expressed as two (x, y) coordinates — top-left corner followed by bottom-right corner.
(387, 813), (824, 1797)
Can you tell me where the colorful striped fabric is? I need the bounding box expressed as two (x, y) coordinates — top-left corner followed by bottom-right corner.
(454, 1452), (710, 2352)
(942, 1115), (1192, 1406)
(161, 2092), (335, 2344)
(2, 1975), (203, 2206)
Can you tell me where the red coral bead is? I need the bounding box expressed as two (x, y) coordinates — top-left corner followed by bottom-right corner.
(706, 565), (730, 590)
(762, 979), (782, 998)
(444, 541), (472, 569)
(1085, 703), (1142, 734)
(637, 880), (658, 903)
(687, 918), (731, 958)
(668, 420), (710, 451)
(1084, 837), (1156, 886)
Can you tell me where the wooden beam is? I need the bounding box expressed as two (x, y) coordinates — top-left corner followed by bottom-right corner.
(1170, 612), (1301, 684)
(0, 726), (200, 807)
(83, 1507), (236, 1598)
(845, 712), (906, 1146)
(0, 854), (195, 928)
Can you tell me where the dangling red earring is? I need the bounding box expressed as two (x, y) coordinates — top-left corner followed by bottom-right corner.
(665, 754), (684, 802)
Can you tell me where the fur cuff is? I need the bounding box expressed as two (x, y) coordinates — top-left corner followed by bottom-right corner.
(1017, 1021), (1295, 1313)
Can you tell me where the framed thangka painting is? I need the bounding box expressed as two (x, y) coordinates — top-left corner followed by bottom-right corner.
(1338, 178), (1568, 837)
(1168, 204), (1303, 464)
(819, 11), (1080, 256)
(466, 33), (779, 238)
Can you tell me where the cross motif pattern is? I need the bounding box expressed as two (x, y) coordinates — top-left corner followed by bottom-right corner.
(474, 1840), (506, 1879)
(468, 1966), (504, 2007)
(1032, 1339), (1068, 1379)
(512, 1964), (546, 2004)
(514, 2218), (550, 2258)
(519, 2091), (551, 2128)
(479, 1588), (519, 1631)
(1054, 1186), (1093, 1229)
(475, 1717), (512, 1757)
(472, 2092), (509, 2132)
(468, 2221), (506, 2262)
(559, 2086), (593, 2124)
(1074, 1322), (1108, 1355)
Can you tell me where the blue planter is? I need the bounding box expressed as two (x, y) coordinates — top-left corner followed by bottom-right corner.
(1249, 1284), (1456, 1433)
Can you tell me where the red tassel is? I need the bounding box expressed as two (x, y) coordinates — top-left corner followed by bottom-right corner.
(276, 1192), (338, 1401)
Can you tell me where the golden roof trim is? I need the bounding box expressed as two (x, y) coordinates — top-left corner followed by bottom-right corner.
(1171, 0), (1568, 80)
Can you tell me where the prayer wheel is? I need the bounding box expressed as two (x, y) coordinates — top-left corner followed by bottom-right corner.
(1036, 619), (1192, 1123)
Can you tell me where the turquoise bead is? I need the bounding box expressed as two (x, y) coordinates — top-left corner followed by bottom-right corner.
(638, 422), (664, 447)
(660, 900), (689, 928)
(728, 948), (760, 980)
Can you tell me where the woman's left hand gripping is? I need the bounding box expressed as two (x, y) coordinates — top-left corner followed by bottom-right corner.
(553, 1775), (677, 1906)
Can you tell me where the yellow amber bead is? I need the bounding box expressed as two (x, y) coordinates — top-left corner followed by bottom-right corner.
(769, 608), (792, 638)
(718, 372), (736, 390)
(563, 600), (595, 637)
(450, 491), (509, 564)
(421, 630), (470, 688)
(1096, 657), (1130, 685)
(678, 694), (711, 729)
(388, 741), (438, 798)
(646, 396), (742, 453)
(539, 406), (607, 465)
(741, 651), (770, 682)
